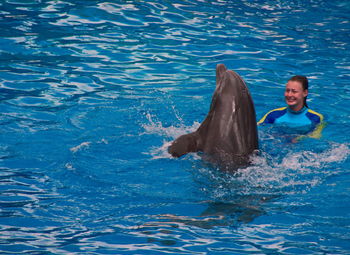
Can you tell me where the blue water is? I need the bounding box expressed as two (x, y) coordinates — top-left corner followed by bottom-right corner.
(1, 0), (350, 254)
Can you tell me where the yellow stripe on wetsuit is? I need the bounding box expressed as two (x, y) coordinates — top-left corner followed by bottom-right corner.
(257, 107), (287, 125)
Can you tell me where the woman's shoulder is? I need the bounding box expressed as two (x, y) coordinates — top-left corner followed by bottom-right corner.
(306, 108), (324, 123)
(258, 107), (287, 124)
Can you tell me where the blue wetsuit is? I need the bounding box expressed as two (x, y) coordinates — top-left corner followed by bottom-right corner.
(258, 106), (324, 136)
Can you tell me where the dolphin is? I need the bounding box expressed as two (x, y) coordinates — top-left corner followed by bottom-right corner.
(168, 64), (258, 167)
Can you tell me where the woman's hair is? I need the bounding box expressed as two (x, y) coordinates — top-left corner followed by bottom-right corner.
(288, 75), (309, 108)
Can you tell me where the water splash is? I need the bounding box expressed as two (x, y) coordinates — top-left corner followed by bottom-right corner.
(142, 112), (201, 159)
(143, 110), (350, 197)
(1, 0), (350, 254)
(142, 112), (200, 139)
(210, 142), (350, 198)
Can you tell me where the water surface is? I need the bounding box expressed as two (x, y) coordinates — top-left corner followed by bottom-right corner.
(1, 0), (350, 254)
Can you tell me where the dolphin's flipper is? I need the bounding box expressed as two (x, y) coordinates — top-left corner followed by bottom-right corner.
(168, 132), (200, 158)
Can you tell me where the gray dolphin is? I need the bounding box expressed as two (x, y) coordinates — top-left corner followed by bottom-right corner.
(168, 64), (258, 167)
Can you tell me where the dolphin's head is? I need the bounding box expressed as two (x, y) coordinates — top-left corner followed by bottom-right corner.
(204, 65), (258, 157)
(210, 67), (253, 126)
(169, 64), (258, 167)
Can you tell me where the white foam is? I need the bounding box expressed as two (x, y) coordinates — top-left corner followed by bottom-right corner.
(146, 141), (173, 160)
(142, 113), (199, 139)
(70, 141), (91, 153)
(142, 113), (201, 159)
(142, 110), (350, 195)
(70, 138), (108, 154)
(233, 142), (350, 195)
(281, 143), (350, 170)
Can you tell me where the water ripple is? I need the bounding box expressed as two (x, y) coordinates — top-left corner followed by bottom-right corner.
(1, 0), (350, 254)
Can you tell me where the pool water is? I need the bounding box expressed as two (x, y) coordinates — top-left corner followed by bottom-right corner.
(1, 0), (350, 254)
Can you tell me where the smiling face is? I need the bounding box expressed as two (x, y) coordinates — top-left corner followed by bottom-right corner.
(285, 80), (308, 111)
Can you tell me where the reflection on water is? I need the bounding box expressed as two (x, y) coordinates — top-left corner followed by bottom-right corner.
(1, 0), (350, 254)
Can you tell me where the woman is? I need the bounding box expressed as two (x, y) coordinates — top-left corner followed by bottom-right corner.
(258, 75), (324, 139)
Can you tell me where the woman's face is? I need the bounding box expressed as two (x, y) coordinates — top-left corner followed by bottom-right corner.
(285, 80), (308, 111)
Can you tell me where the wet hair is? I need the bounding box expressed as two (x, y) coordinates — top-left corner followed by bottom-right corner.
(288, 75), (309, 108)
